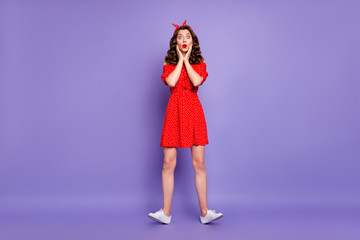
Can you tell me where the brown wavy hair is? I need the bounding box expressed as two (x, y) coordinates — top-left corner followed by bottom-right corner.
(164, 25), (205, 65)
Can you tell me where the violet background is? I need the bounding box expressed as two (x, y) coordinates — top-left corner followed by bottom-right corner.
(0, 0), (359, 239)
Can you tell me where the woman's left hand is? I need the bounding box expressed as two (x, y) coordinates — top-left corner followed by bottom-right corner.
(184, 44), (193, 63)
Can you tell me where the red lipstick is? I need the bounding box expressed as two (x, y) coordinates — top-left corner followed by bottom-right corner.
(183, 44), (187, 48)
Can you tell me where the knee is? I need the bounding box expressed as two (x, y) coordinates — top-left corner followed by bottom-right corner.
(192, 159), (205, 172)
(163, 158), (176, 171)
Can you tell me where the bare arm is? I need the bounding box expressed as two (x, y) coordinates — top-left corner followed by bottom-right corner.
(184, 60), (205, 87)
(163, 60), (183, 87)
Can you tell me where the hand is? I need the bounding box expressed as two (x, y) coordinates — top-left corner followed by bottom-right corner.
(176, 45), (184, 63)
(184, 44), (193, 63)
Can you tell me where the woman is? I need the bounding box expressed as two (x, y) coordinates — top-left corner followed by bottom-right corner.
(148, 20), (223, 224)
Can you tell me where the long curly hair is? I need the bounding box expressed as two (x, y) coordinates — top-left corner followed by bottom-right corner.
(164, 25), (205, 65)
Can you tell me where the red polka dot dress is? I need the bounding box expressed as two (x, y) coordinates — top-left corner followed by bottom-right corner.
(160, 61), (209, 148)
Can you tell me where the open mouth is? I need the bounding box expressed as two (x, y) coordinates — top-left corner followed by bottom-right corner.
(182, 44), (187, 48)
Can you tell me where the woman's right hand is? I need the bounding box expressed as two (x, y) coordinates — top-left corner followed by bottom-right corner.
(176, 45), (184, 63)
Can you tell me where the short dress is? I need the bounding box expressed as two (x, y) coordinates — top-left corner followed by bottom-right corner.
(160, 61), (209, 148)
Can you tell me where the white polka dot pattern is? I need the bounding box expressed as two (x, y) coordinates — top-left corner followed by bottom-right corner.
(160, 61), (209, 148)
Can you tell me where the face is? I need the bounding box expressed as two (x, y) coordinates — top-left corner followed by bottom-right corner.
(177, 29), (193, 52)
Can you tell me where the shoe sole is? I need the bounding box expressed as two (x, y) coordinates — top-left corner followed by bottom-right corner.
(201, 214), (223, 224)
(148, 214), (170, 224)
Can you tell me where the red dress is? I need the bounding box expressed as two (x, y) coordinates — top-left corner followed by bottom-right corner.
(160, 61), (209, 148)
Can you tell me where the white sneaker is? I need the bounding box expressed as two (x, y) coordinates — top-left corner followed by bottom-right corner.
(200, 209), (223, 224)
(148, 208), (172, 224)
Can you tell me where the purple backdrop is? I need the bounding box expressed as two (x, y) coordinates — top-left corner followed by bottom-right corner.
(0, 0), (359, 239)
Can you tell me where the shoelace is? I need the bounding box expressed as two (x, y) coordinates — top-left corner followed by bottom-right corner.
(159, 208), (171, 217)
(201, 209), (216, 217)
(201, 209), (217, 218)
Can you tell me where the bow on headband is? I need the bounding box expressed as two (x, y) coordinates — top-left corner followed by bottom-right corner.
(172, 19), (194, 34)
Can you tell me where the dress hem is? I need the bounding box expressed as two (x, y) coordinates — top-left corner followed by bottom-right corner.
(160, 142), (209, 148)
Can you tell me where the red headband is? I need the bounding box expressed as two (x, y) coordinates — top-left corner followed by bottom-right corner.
(172, 19), (194, 34)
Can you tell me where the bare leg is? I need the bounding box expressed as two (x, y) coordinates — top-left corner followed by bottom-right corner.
(190, 144), (208, 217)
(162, 147), (177, 217)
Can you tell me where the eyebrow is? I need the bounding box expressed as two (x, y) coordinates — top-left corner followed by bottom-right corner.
(178, 33), (191, 36)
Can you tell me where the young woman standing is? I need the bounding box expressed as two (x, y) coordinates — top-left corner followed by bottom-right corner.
(148, 20), (223, 224)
